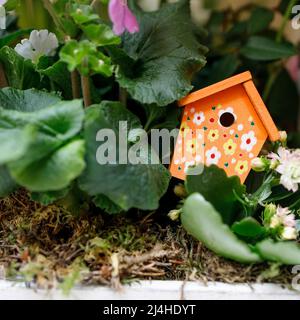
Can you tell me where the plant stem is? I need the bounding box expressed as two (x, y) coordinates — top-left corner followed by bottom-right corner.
(119, 87), (127, 106)
(276, 0), (298, 43)
(42, 0), (66, 35)
(0, 63), (8, 88)
(71, 70), (81, 99)
(81, 75), (92, 108)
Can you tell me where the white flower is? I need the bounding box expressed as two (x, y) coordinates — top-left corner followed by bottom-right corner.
(192, 112), (205, 126)
(269, 147), (300, 192)
(281, 227), (298, 241)
(269, 206), (297, 231)
(15, 30), (59, 63)
(0, 0), (7, 30)
(270, 215), (281, 228)
(205, 146), (221, 165)
(240, 131), (257, 152)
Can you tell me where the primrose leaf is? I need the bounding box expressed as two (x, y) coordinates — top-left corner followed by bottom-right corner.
(0, 166), (18, 198)
(42, 61), (73, 100)
(0, 46), (42, 89)
(185, 165), (246, 225)
(79, 101), (170, 211)
(31, 188), (69, 206)
(93, 194), (123, 215)
(60, 40), (113, 77)
(0, 29), (32, 49)
(112, 0), (208, 106)
(182, 193), (261, 263)
(9, 139), (86, 192)
(0, 87), (61, 112)
(0, 90), (86, 192)
(0, 126), (37, 165)
(241, 36), (297, 61)
(256, 239), (300, 265)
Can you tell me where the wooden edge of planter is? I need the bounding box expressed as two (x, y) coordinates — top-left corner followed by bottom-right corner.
(0, 280), (299, 300)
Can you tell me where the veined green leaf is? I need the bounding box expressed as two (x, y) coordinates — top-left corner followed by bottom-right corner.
(79, 101), (170, 211)
(112, 0), (208, 106)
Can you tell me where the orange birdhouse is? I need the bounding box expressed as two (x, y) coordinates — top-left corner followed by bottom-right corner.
(170, 71), (280, 183)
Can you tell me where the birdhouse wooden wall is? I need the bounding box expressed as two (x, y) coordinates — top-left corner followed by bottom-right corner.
(170, 72), (279, 183)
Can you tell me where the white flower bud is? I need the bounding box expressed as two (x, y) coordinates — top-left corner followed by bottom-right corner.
(168, 209), (181, 221)
(279, 131), (287, 145)
(251, 157), (269, 172)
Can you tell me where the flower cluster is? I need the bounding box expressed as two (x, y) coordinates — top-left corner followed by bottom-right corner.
(263, 204), (298, 240)
(252, 136), (300, 193)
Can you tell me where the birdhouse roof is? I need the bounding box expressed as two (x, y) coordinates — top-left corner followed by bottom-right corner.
(178, 71), (279, 142)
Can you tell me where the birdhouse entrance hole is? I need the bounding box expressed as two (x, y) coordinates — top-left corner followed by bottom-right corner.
(220, 112), (235, 127)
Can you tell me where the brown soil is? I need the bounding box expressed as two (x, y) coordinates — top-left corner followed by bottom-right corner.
(0, 191), (294, 293)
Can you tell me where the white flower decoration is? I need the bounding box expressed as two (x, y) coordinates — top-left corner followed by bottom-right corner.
(15, 30), (59, 63)
(205, 146), (221, 165)
(240, 131), (257, 152)
(0, 0), (7, 30)
(192, 112), (205, 126)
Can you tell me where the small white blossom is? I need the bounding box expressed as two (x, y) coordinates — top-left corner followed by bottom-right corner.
(15, 30), (59, 63)
(0, 0), (7, 30)
(281, 227), (298, 241)
(269, 147), (300, 192)
(267, 206), (298, 240)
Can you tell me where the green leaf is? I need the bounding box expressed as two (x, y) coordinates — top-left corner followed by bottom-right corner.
(70, 4), (99, 25)
(241, 36), (297, 61)
(42, 61), (73, 100)
(0, 166), (17, 198)
(247, 7), (274, 35)
(0, 90), (86, 192)
(9, 139), (86, 192)
(82, 24), (121, 46)
(60, 40), (113, 77)
(112, 0), (207, 106)
(31, 188), (69, 206)
(182, 193), (261, 263)
(79, 101), (170, 211)
(0, 29), (32, 49)
(0, 88), (61, 112)
(256, 239), (300, 265)
(93, 194), (123, 215)
(267, 69), (299, 127)
(232, 217), (267, 239)
(203, 55), (239, 86)
(185, 165), (246, 225)
(0, 126), (37, 165)
(0, 46), (42, 89)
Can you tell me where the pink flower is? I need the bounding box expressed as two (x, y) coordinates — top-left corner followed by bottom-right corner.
(286, 56), (299, 83)
(108, 0), (139, 36)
